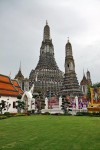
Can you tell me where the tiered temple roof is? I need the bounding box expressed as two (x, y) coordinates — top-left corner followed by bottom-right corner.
(0, 74), (23, 97)
(80, 70), (92, 86)
(15, 62), (24, 80)
(12, 80), (23, 95)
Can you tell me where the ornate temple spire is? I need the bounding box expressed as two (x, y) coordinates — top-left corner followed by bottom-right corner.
(43, 20), (50, 41)
(67, 37), (69, 43)
(46, 20), (48, 25)
(36, 21), (58, 69)
(15, 62), (24, 80)
(62, 40), (82, 97)
(80, 69), (92, 95)
(65, 38), (72, 57)
(40, 21), (54, 56)
(19, 61), (21, 71)
(86, 69), (92, 85)
(65, 40), (74, 73)
(86, 69), (90, 80)
(83, 68), (85, 77)
(81, 68), (87, 84)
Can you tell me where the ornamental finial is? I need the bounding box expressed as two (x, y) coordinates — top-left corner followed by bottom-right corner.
(46, 20), (48, 25)
(67, 37), (69, 43)
(19, 61), (21, 71)
(83, 68), (85, 76)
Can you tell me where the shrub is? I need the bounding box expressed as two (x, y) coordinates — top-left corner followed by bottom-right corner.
(31, 110), (35, 114)
(4, 112), (12, 117)
(91, 112), (100, 117)
(10, 113), (17, 116)
(51, 113), (62, 116)
(15, 113), (26, 117)
(0, 116), (7, 120)
(42, 112), (50, 115)
(76, 112), (89, 116)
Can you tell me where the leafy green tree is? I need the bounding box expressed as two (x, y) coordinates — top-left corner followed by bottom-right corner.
(17, 94), (22, 99)
(61, 96), (70, 115)
(39, 93), (45, 110)
(16, 100), (25, 113)
(0, 100), (6, 114)
(86, 85), (91, 100)
(33, 91), (45, 113)
(92, 82), (100, 88)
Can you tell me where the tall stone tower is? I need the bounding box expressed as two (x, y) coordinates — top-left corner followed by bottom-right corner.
(29, 21), (63, 96)
(61, 39), (81, 97)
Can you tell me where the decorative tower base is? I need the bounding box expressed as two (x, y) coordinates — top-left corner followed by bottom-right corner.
(62, 72), (82, 97)
(61, 39), (82, 97)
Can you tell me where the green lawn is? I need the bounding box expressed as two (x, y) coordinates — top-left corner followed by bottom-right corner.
(0, 115), (100, 150)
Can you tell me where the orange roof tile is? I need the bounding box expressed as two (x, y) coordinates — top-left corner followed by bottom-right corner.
(0, 90), (19, 97)
(0, 75), (11, 83)
(12, 80), (23, 95)
(0, 74), (19, 97)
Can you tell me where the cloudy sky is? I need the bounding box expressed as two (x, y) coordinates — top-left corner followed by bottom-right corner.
(0, 0), (100, 84)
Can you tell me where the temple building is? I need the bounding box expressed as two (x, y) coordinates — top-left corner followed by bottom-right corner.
(0, 74), (23, 114)
(61, 39), (82, 97)
(80, 70), (92, 95)
(15, 63), (29, 92)
(29, 21), (64, 96)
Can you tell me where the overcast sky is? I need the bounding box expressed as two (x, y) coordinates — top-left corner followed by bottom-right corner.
(0, 0), (100, 84)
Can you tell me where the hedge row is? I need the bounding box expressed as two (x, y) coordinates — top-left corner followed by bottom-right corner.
(0, 112), (28, 120)
(76, 112), (100, 116)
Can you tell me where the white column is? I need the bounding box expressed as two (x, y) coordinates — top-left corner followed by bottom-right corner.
(59, 96), (62, 110)
(45, 97), (48, 109)
(75, 96), (78, 109)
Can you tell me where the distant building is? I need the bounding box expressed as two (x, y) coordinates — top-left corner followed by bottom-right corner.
(80, 70), (92, 95)
(29, 21), (64, 96)
(61, 39), (82, 97)
(15, 63), (30, 92)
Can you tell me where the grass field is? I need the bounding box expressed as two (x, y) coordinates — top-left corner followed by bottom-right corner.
(0, 115), (100, 150)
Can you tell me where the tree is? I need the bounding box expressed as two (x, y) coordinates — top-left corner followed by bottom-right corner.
(17, 94), (22, 100)
(39, 93), (45, 110)
(35, 96), (41, 113)
(92, 82), (100, 88)
(61, 96), (71, 115)
(86, 83), (100, 100)
(16, 100), (25, 113)
(86, 85), (91, 100)
(32, 92), (45, 113)
(0, 100), (6, 114)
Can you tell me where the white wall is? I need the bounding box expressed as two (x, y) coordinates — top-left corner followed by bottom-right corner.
(0, 96), (18, 114)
